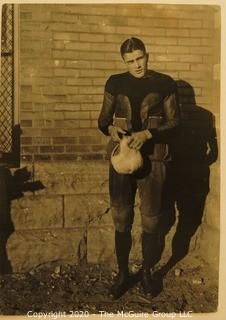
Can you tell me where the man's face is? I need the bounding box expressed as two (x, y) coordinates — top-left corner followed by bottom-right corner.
(123, 49), (148, 78)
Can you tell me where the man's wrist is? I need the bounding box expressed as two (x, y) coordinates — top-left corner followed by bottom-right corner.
(144, 129), (152, 140)
(108, 125), (114, 135)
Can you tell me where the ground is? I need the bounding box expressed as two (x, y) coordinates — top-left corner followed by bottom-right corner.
(0, 258), (218, 316)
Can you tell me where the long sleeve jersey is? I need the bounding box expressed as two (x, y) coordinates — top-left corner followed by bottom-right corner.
(98, 70), (179, 143)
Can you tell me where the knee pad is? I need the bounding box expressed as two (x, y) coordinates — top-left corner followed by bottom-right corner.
(141, 214), (162, 234)
(111, 206), (134, 232)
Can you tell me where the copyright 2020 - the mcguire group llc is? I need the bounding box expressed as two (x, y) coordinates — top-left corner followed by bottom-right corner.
(26, 310), (193, 318)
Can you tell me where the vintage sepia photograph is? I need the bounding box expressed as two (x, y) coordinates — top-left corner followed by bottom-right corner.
(0, 1), (222, 318)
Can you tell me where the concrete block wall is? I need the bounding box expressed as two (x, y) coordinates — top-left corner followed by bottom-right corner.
(5, 4), (221, 272)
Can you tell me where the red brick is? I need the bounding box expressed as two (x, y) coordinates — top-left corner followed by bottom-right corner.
(179, 71), (211, 80)
(32, 11), (51, 21)
(152, 38), (178, 45)
(104, 53), (121, 61)
(52, 154), (77, 161)
(65, 61), (91, 69)
(20, 111), (42, 120)
(140, 28), (165, 37)
(81, 104), (101, 111)
(34, 154), (52, 161)
(201, 39), (215, 46)
(190, 64), (212, 72)
(21, 137), (33, 145)
(53, 32), (79, 41)
(79, 136), (102, 145)
(178, 55), (203, 63)
(51, 13), (79, 23)
(41, 128), (63, 136)
(66, 145), (91, 153)
(61, 128), (98, 137)
(67, 78), (92, 86)
(178, 38), (201, 46)
(149, 62), (166, 71)
(104, 34), (129, 44)
(50, 23), (89, 33)
(77, 52), (105, 61)
(80, 33), (105, 43)
(81, 153), (104, 160)
(33, 137), (52, 145)
(54, 120), (80, 128)
(22, 146), (39, 154)
(90, 43), (117, 52)
(166, 29), (190, 37)
(21, 120), (32, 127)
(179, 20), (202, 28)
(116, 6), (141, 17)
(78, 87), (103, 95)
(21, 155), (33, 162)
(190, 29), (214, 38)
(64, 111), (90, 120)
(52, 50), (80, 60)
(90, 25), (116, 34)
(166, 62), (190, 71)
(55, 104), (81, 111)
(79, 120), (92, 128)
(167, 46), (190, 54)
(22, 128), (42, 137)
(92, 78), (106, 86)
(20, 103), (33, 111)
(191, 47), (213, 54)
(40, 146), (64, 153)
(65, 42), (91, 51)
(54, 69), (80, 77)
(65, 5), (117, 16)
(53, 137), (78, 144)
(79, 69), (106, 77)
(90, 111), (99, 120)
(91, 145), (106, 153)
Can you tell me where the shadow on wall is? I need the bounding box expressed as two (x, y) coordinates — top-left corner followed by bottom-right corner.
(156, 80), (218, 277)
(0, 166), (45, 274)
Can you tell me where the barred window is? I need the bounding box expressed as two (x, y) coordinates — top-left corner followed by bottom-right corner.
(0, 4), (19, 167)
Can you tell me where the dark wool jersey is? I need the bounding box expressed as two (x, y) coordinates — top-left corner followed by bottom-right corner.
(98, 69), (179, 148)
(105, 70), (176, 131)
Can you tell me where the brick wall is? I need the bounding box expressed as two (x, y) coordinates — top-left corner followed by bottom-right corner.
(19, 3), (220, 161)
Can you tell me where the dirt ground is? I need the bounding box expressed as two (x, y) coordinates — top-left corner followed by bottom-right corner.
(0, 258), (218, 316)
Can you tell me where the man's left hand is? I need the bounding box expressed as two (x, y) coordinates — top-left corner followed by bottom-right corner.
(128, 130), (152, 150)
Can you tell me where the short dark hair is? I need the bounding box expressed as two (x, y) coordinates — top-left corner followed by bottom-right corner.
(120, 37), (146, 57)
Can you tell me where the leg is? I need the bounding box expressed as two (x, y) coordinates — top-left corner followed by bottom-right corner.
(137, 160), (167, 294)
(109, 164), (136, 298)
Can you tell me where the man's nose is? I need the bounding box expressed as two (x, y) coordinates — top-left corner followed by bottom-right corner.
(134, 60), (141, 68)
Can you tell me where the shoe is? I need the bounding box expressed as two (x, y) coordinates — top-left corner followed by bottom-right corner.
(109, 271), (130, 300)
(140, 268), (154, 296)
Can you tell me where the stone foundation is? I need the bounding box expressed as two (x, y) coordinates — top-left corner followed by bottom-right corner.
(5, 160), (220, 273)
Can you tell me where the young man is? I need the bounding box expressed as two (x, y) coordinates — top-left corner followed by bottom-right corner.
(98, 37), (179, 299)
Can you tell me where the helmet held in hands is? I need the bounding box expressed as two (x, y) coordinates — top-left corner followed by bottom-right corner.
(111, 136), (143, 174)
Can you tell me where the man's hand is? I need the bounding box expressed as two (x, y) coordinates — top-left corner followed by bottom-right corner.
(128, 130), (152, 150)
(108, 125), (127, 142)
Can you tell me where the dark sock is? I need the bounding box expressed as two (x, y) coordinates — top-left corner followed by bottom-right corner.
(142, 232), (158, 271)
(115, 230), (132, 274)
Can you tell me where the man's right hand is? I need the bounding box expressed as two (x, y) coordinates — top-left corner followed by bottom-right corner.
(108, 125), (127, 142)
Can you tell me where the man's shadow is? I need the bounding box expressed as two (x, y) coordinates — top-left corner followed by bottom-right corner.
(154, 80), (218, 279)
(0, 166), (45, 274)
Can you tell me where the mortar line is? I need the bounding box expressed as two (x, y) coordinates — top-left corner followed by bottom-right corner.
(62, 195), (65, 228)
